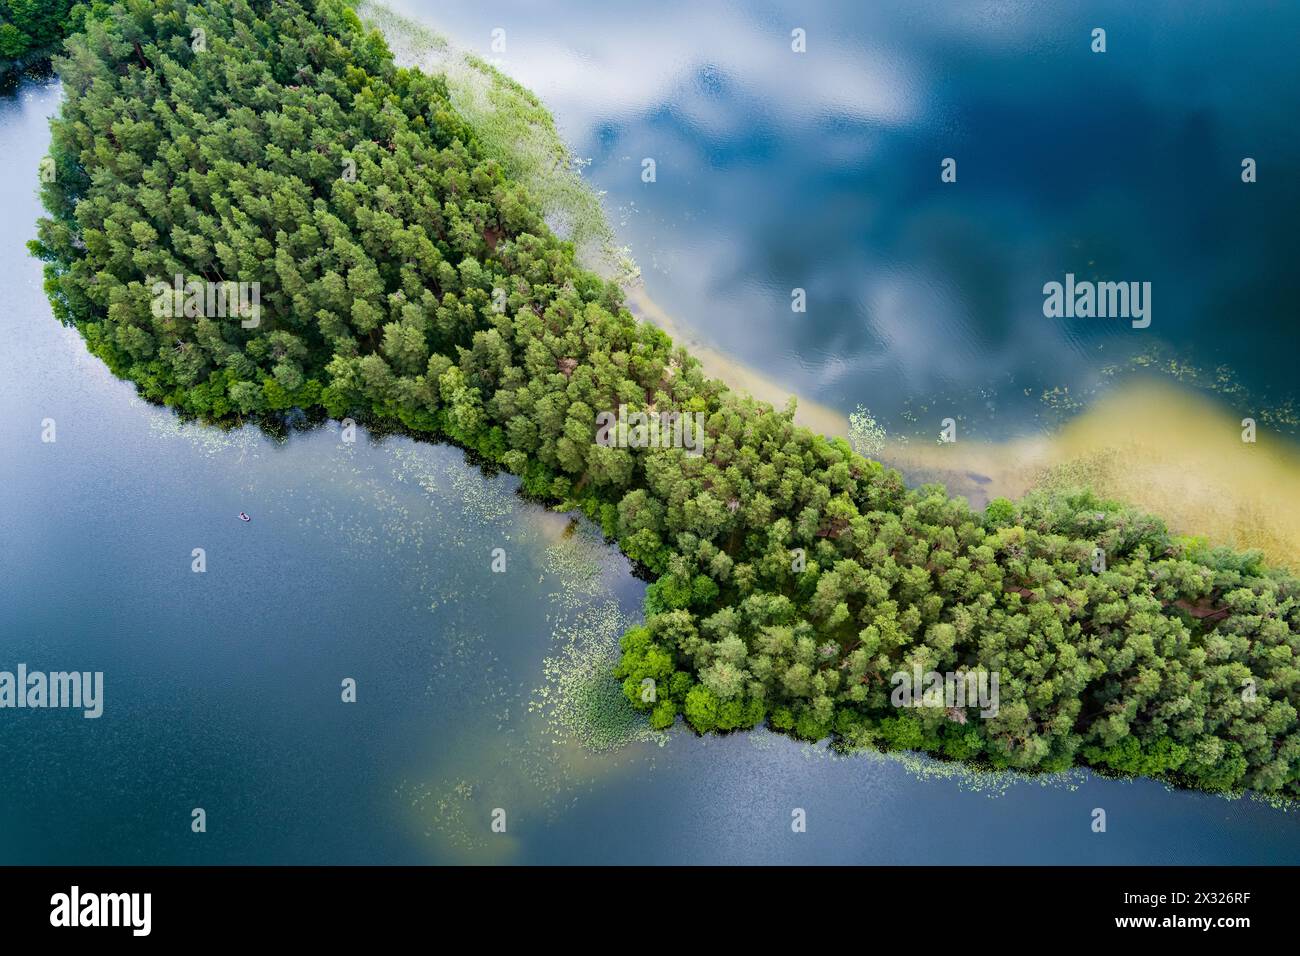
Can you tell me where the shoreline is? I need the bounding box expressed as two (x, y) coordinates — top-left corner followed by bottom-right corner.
(883, 378), (1300, 569)
(628, 274), (1300, 567)
(623, 285), (850, 439)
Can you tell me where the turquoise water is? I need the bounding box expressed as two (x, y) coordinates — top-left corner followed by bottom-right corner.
(4, 1), (1300, 864)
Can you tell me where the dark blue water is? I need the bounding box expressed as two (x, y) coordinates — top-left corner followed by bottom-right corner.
(4, 3), (1300, 864)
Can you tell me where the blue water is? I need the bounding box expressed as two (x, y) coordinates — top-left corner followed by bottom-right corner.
(3, 2), (1300, 864)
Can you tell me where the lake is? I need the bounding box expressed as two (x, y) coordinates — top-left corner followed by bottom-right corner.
(3, 0), (1300, 864)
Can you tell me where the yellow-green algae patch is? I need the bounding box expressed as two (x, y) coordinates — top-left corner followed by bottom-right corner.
(886, 377), (1300, 569)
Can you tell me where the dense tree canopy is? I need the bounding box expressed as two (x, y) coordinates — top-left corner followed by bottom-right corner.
(0, 0), (81, 64)
(32, 0), (1300, 796)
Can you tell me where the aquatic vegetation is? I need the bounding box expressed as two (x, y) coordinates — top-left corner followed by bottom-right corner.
(537, 597), (656, 754)
(889, 380), (1300, 569)
(848, 405), (887, 459)
(31, 0), (1300, 798)
(532, 531), (661, 753)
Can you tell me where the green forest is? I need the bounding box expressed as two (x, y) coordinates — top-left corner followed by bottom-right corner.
(0, 0), (80, 66)
(30, 0), (1300, 796)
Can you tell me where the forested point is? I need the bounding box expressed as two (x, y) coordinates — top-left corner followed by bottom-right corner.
(29, 0), (1300, 796)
